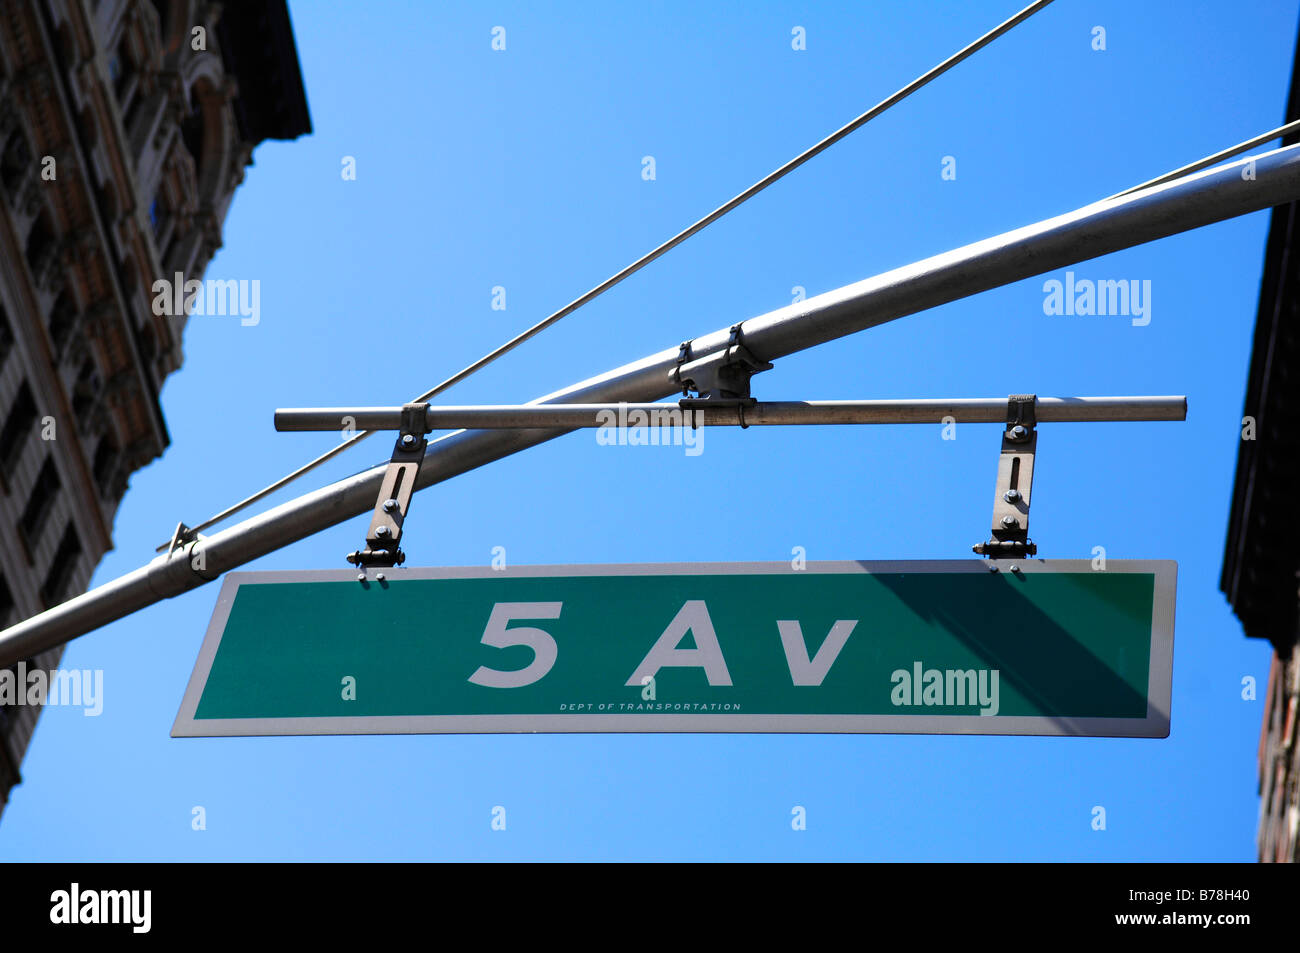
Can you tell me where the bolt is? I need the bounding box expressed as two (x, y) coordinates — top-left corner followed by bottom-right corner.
(1001, 515), (1018, 528)
(1004, 489), (1021, 503)
(376, 525), (390, 538)
(376, 572), (386, 583)
(383, 498), (398, 513)
(401, 434), (416, 448)
(988, 564), (999, 573)
(356, 573), (366, 583)
(1009, 425), (1028, 441)
(1010, 564), (1021, 574)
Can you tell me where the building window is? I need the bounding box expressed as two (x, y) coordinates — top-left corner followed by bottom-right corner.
(0, 382), (38, 482)
(149, 0), (169, 36)
(92, 434), (117, 499)
(0, 302), (13, 368)
(0, 574), (13, 629)
(138, 323), (157, 363)
(40, 523), (82, 609)
(72, 359), (100, 427)
(111, 42), (132, 102)
(0, 129), (31, 193)
(48, 290), (78, 362)
(18, 456), (61, 555)
(180, 91), (205, 177)
(23, 213), (55, 281)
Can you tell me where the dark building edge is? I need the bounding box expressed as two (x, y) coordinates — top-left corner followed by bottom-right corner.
(1221, 20), (1300, 658)
(1221, 10), (1300, 864)
(217, 0), (312, 144)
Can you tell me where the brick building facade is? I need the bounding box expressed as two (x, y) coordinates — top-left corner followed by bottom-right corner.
(0, 0), (309, 816)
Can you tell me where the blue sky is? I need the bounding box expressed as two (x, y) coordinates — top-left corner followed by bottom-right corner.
(2, 0), (1296, 860)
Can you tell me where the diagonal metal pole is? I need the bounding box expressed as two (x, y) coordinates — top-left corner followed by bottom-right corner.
(3, 143), (1299, 666)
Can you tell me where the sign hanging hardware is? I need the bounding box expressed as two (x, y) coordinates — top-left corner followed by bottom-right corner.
(267, 391), (1183, 570)
(673, 324), (774, 426)
(973, 394), (1038, 560)
(346, 403), (429, 571)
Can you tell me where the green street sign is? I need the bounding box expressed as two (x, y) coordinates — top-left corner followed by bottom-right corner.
(172, 560), (1175, 738)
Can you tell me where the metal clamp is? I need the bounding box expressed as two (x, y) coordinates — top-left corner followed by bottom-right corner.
(165, 520), (201, 556)
(973, 394), (1038, 559)
(346, 403), (428, 569)
(674, 324), (774, 410)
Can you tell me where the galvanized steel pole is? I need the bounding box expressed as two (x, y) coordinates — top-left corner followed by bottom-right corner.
(2, 143), (1297, 665)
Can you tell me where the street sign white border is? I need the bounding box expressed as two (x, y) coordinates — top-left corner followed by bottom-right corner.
(172, 559), (1175, 739)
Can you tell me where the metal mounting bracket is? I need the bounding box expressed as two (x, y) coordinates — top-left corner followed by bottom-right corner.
(973, 394), (1038, 559)
(346, 403), (428, 569)
(674, 324), (774, 411)
(165, 520), (201, 556)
